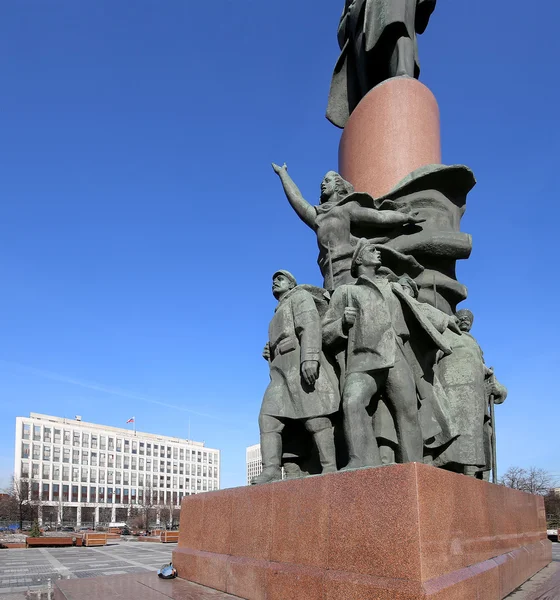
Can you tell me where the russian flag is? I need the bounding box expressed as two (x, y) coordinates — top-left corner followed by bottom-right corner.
(127, 417), (135, 423)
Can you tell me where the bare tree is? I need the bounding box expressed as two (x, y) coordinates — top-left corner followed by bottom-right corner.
(544, 490), (560, 529)
(500, 466), (554, 496)
(2, 477), (34, 530)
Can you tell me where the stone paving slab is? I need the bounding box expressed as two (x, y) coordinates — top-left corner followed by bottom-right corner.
(0, 541), (177, 596)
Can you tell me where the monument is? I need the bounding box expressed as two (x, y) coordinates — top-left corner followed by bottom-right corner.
(169, 3), (551, 599)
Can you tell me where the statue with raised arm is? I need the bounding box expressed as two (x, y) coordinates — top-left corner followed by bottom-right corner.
(272, 163), (424, 289)
(327, 0), (438, 128)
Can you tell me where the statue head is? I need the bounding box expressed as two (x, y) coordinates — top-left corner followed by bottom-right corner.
(272, 270), (297, 300)
(456, 309), (474, 332)
(351, 239), (382, 278)
(320, 171), (354, 203)
(398, 276), (419, 299)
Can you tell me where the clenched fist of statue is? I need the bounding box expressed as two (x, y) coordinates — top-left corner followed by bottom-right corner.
(262, 342), (271, 361)
(343, 307), (358, 328)
(301, 360), (320, 386)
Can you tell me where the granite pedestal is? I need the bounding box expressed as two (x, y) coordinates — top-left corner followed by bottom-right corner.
(339, 77), (441, 198)
(173, 463), (551, 600)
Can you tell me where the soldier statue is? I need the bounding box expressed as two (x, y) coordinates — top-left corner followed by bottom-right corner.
(252, 270), (340, 484)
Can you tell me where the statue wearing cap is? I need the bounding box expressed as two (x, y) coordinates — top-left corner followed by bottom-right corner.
(322, 239), (457, 469)
(433, 309), (507, 478)
(252, 270), (341, 485)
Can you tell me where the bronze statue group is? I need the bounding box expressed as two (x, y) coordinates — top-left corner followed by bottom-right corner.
(252, 168), (506, 485)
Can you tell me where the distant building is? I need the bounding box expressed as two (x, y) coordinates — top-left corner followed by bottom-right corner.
(14, 413), (220, 527)
(246, 444), (262, 484)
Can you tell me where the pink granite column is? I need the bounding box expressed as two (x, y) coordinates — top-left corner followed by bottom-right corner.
(339, 77), (441, 198)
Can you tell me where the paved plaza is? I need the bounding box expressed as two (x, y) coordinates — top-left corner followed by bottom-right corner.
(0, 540), (176, 598)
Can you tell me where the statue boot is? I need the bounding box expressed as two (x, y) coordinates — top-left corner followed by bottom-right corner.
(313, 427), (337, 474)
(251, 432), (282, 485)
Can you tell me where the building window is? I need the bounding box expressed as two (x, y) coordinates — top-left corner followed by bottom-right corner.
(100, 436), (106, 450)
(90, 486), (96, 503)
(107, 487), (113, 503)
(146, 443), (151, 456)
(132, 457), (137, 470)
(63, 467), (69, 481)
(33, 425), (41, 441)
(99, 470), (105, 484)
(73, 432), (80, 447)
(62, 485), (69, 501)
(22, 443), (30, 458)
(214, 467), (218, 478)
(71, 485), (79, 502)
(108, 470), (114, 484)
(153, 445), (158, 458)
(82, 433), (89, 448)
(32, 463), (39, 478)
(54, 429), (61, 443)
(72, 467), (79, 482)
(186, 464), (190, 475)
(53, 483), (59, 500)
(23, 423), (30, 440)
(21, 462), (30, 477)
(173, 462), (178, 474)
(132, 441), (137, 454)
(124, 439), (130, 453)
(90, 469), (97, 483)
(203, 452), (207, 463)
(138, 474), (143, 486)
(100, 453), (106, 467)
(108, 454), (114, 468)
(31, 482), (40, 500)
(82, 451), (89, 465)
(173, 447), (178, 459)
(124, 472), (129, 485)
(131, 472), (137, 485)
(197, 465), (201, 477)
(42, 483), (50, 501)
(53, 446), (61, 462)
(179, 449), (184, 460)
(139, 458), (144, 471)
(32, 445), (40, 460)
(203, 466), (207, 477)
(91, 435), (98, 449)
(116, 471), (121, 485)
(72, 450), (79, 464)
(146, 459), (151, 471)
(131, 488), (136, 504)
(53, 465), (60, 480)
(166, 476), (171, 489)
(63, 448), (70, 463)
(123, 489), (129, 504)
(64, 430), (71, 445)
(116, 438), (122, 452)
(115, 488), (121, 503)
(91, 452), (97, 467)
(81, 486), (87, 502)
(81, 468), (88, 483)
(108, 438), (114, 451)
(167, 447), (172, 459)
(44, 427), (52, 442)
(116, 455), (122, 469)
(42, 464), (50, 479)
(98, 487), (105, 503)
(123, 456), (129, 469)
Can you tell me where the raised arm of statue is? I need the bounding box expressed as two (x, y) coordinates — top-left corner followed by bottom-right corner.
(272, 163), (317, 230)
(350, 205), (425, 228)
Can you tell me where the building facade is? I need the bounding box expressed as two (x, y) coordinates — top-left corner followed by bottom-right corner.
(246, 443), (262, 484)
(14, 413), (220, 527)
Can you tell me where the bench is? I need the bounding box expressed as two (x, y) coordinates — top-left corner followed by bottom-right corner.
(26, 537), (82, 548)
(82, 533), (108, 547)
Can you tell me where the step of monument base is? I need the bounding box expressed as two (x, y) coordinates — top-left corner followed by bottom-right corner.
(173, 541), (551, 600)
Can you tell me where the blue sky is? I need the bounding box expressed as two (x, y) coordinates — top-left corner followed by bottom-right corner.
(0, 0), (558, 490)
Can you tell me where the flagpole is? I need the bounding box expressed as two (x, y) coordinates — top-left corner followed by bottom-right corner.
(133, 417), (136, 436)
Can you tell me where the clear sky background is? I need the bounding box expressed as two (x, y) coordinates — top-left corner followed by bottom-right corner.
(0, 1), (558, 490)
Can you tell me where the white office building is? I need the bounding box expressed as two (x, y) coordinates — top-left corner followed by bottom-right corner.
(14, 413), (220, 527)
(246, 443), (262, 484)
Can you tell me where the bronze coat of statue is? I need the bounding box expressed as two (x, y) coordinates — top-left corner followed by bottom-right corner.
(327, 0), (438, 128)
(321, 240), (452, 468)
(253, 270), (340, 485)
(272, 163), (424, 289)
